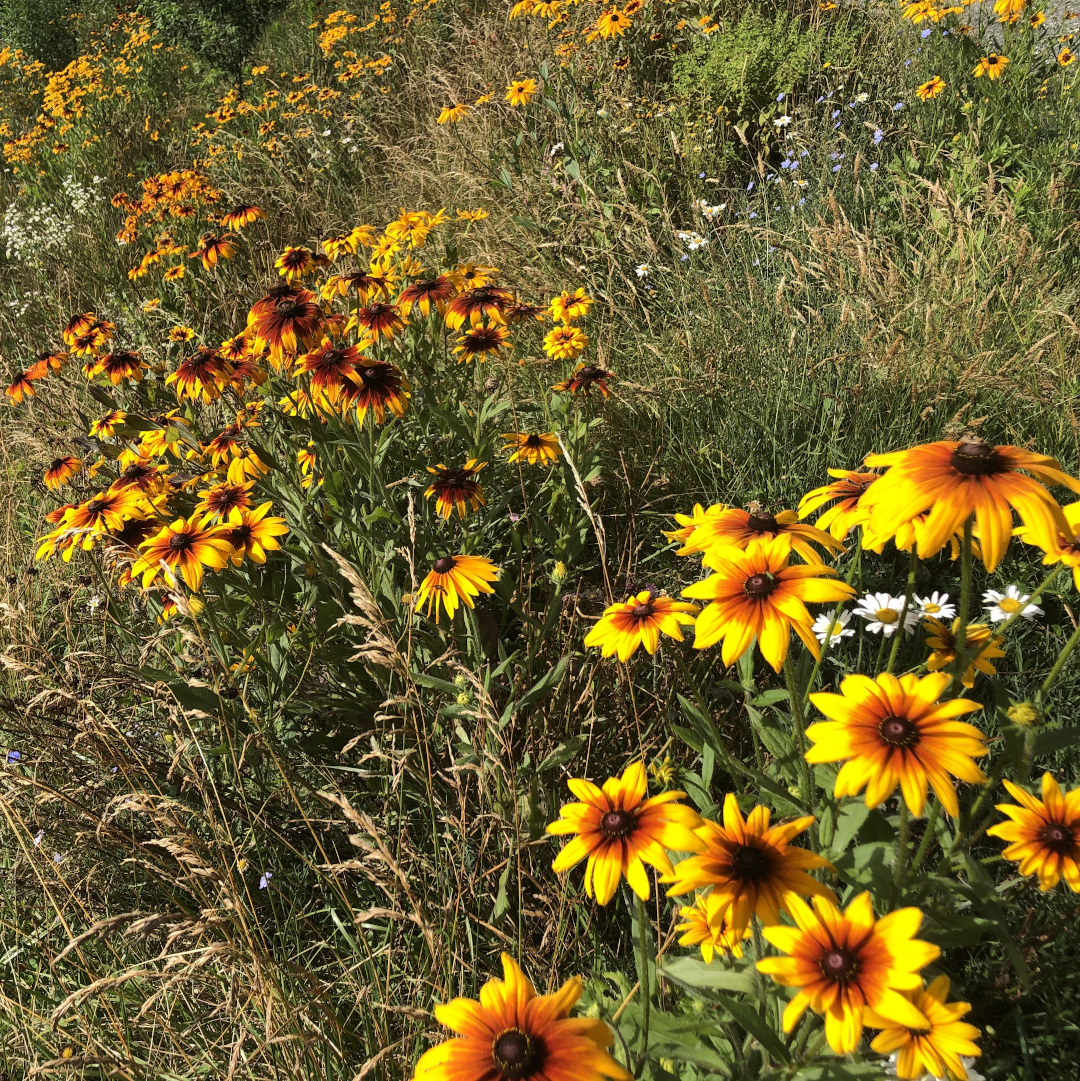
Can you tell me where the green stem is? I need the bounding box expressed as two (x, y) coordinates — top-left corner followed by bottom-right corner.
(909, 799), (940, 875)
(783, 655), (815, 816)
(1039, 616), (1080, 699)
(941, 753), (1010, 865)
(949, 517), (974, 696)
(635, 893), (651, 1073)
(892, 802), (909, 900)
(887, 548), (919, 675)
(800, 544), (863, 714)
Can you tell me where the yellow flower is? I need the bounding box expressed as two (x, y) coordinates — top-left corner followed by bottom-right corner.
(501, 431), (560, 465)
(543, 325), (588, 360)
(437, 103), (471, 124)
(674, 897), (750, 963)
(866, 976), (982, 1080)
(132, 515), (234, 592)
(988, 773), (1080, 891)
(595, 8), (632, 37)
(546, 761), (704, 904)
(917, 75), (946, 99)
(924, 617), (1005, 688)
(505, 78), (539, 106)
(584, 590), (698, 661)
(456, 208), (489, 222)
(548, 287), (593, 324)
(677, 506), (843, 564)
(757, 892), (939, 1055)
(973, 53), (1010, 78)
(424, 459), (487, 519)
(415, 553), (498, 622)
(168, 325), (195, 343)
(806, 672), (987, 817)
(412, 954), (631, 1081)
(1059, 47), (1076, 65)
(799, 469), (880, 542)
(993, 0), (1025, 19)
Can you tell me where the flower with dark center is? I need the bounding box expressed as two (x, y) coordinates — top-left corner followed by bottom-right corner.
(675, 897), (751, 963)
(415, 553), (499, 623)
(758, 892), (939, 1054)
(548, 761), (704, 905)
(132, 514), (233, 592)
(501, 431), (560, 466)
(551, 363), (613, 398)
(425, 459), (487, 520)
(678, 506), (842, 563)
(353, 301), (406, 340)
(989, 772), (1080, 892)
(585, 589), (698, 662)
(664, 792), (833, 934)
(860, 437), (1079, 570)
(808, 671), (986, 817)
(247, 285), (323, 362)
(43, 456), (82, 490)
(413, 954), (630, 1081)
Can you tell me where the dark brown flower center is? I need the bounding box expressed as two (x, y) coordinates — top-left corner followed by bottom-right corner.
(364, 367), (379, 380)
(1043, 822), (1074, 853)
(820, 948), (857, 981)
(492, 1028), (542, 1080)
(950, 438), (1004, 477)
(878, 715), (921, 749)
(86, 499), (106, 513)
(275, 298), (298, 316)
(731, 844), (770, 881)
(49, 458), (67, 471)
(524, 435), (543, 448)
(746, 512), (779, 534)
(744, 572), (777, 598)
(600, 809), (635, 838)
(631, 601), (654, 620)
(432, 556), (455, 574)
(168, 533), (192, 551)
(578, 365), (601, 379)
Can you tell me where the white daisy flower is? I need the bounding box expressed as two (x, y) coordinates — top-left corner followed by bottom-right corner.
(677, 230), (707, 251)
(812, 609), (854, 648)
(983, 585), (1042, 623)
(774, 115), (792, 127)
(635, 263), (650, 278)
(852, 591), (920, 636)
(886, 1054), (984, 1081)
(914, 592), (956, 621)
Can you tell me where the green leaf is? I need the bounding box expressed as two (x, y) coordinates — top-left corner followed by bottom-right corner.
(1032, 727), (1080, 757)
(714, 993), (791, 1064)
(498, 657), (569, 728)
(536, 735), (585, 774)
(791, 1064), (885, 1080)
(829, 802), (870, 858)
(491, 862), (511, 922)
(660, 956), (754, 995)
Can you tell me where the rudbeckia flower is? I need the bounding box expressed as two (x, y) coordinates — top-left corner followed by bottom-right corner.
(757, 892), (939, 1054)
(584, 590), (698, 661)
(682, 535), (855, 671)
(859, 437), (1079, 570)
(5, 371), (42, 404)
(1017, 499), (1080, 588)
(93, 351), (147, 385)
(988, 773), (1080, 891)
(89, 410), (127, 438)
(132, 515), (234, 592)
(806, 671), (987, 817)
(505, 78), (539, 106)
(664, 794), (834, 935)
(168, 325), (196, 343)
(866, 976), (982, 1081)
(325, 270), (391, 303)
(412, 954), (631, 1081)
(166, 347), (235, 404)
(595, 7), (631, 37)
(346, 359), (411, 426)
(189, 233), (236, 271)
(453, 323), (512, 363)
(674, 897), (750, 963)
(456, 208), (489, 222)
(916, 75), (946, 99)
(195, 480), (256, 522)
(223, 502), (289, 566)
(546, 761), (704, 904)
(663, 503), (726, 548)
(548, 287), (593, 324)
(923, 617), (1005, 687)
(1059, 47), (1076, 65)
(973, 53), (1009, 78)
(220, 204), (265, 230)
(425, 460), (487, 519)
(397, 275), (456, 316)
(43, 456), (82, 490)
(552, 364), (613, 397)
(163, 265), (185, 281)
(351, 301), (406, 340)
(437, 103), (471, 124)
(275, 246), (315, 280)
(247, 285), (324, 361)
(992, 0), (1024, 19)
(415, 553), (499, 621)
(456, 262), (499, 290)
(677, 506), (843, 564)
(543, 325), (588, 360)
(502, 431), (560, 465)
(444, 285), (513, 330)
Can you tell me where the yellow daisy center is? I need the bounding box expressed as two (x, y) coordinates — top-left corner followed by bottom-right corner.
(875, 608), (898, 624)
(924, 603), (942, 613)
(998, 597), (1023, 614)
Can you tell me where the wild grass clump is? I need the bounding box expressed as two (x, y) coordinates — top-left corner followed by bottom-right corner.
(0, 1), (1079, 1079)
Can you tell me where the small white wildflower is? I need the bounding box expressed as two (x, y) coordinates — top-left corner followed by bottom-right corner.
(635, 263), (649, 278)
(87, 595), (103, 613)
(852, 591), (920, 636)
(854, 92), (869, 104)
(677, 230), (707, 251)
(774, 115), (793, 127)
(983, 585), (1042, 623)
(914, 592), (956, 621)
(33, 828), (44, 847)
(812, 609), (854, 648)
(793, 178), (809, 189)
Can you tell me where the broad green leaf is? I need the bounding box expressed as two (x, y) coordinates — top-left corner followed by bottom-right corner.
(660, 956), (754, 995)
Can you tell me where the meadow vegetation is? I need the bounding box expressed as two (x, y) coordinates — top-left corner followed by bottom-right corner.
(0, 0), (1079, 1079)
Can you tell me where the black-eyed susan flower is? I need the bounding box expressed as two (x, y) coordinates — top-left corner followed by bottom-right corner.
(595, 7), (631, 37)
(325, 270), (391, 303)
(548, 288), (593, 325)
(552, 364), (612, 397)
(544, 325), (588, 361)
(675, 897), (750, 963)
(505, 78), (539, 106)
(866, 975), (981, 1081)
(973, 53), (1009, 78)
(924, 617), (1005, 687)
(247, 285), (324, 361)
(93, 351), (146, 385)
(1030, 9), (1046, 24)
(189, 233), (236, 271)
(397, 275), (456, 317)
(453, 323), (512, 364)
(132, 515), (233, 591)
(1017, 499), (1080, 588)
(806, 672), (986, 817)
(43, 457), (82, 490)
(298, 443), (321, 489)
(195, 480), (256, 522)
(163, 265), (185, 281)
(677, 506), (843, 564)
(663, 503), (723, 548)
(34, 350), (68, 373)
(223, 502), (289, 566)
(275, 245), (315, 281)
(1059, 47), (1076, 65)
(917, 75), (946, 99)
(425, 460), (487, 519)
(455, 262), (499, 290)
(295, 341), (363, 402)
(347, 360), (411, 426)
(444, 285), (513, 330)
(220, 204), (265, 230)
(166, 347), (234, 404)
(168, 325), (195, 344)
(993, 0), (1025, 19)
(415, 553), (499, 621)
(757, 892), (939, 1055)
(988, 772), (1080, 891)
(683, 534), (855, 671)
(504, 300), (546, 324)
(456, 208), (489, 222)
(89, 410), (126, 438)
(859, 437), (1078, 570)
(502, 431), (559, 465)
(352, 301), (405, 341)
(412, 953), (631, 1081)
(437, 103), (471, 124)
(664, 794), (834, 935)
(5, 371), (41, 404)
(226, 447), (270, 485)
(547, 761), (704, 904)
(584, 589), (697, 662)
